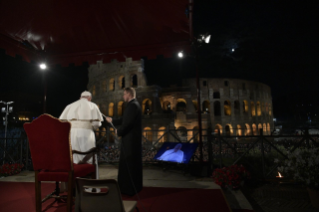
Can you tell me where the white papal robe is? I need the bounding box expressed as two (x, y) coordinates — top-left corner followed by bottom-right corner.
(59, 98), (103, 178)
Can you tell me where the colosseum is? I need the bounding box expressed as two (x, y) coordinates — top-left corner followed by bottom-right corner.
(88, 58), (274, 143)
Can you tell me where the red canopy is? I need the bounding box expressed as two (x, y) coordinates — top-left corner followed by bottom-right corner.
(0, 0), (190, 66)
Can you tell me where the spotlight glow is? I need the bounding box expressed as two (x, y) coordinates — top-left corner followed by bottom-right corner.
(40, 63), (47, 70)
(204, 35), (211, 43)
(178, 52), (184, 58)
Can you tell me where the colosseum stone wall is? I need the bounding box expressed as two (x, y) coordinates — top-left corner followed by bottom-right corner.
(88, 58), (274, 142)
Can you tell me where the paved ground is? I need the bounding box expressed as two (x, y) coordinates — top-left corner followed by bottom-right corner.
(4, 164), (318, 211)
(0, 163), (253, 211)
(241, 181), (319, 212)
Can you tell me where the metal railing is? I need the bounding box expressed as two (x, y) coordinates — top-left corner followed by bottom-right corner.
(0, 136), (31, 170)
(95, 128), (208, 164)
(1, 127), (318, 180)
(211, 128), (319, 179)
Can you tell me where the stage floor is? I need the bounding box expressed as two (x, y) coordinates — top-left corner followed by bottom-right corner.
(0, 163), (253, 211)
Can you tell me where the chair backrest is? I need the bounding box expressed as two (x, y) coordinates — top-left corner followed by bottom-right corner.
(75, 178), (125, 212)
(23, 114), (73, 172)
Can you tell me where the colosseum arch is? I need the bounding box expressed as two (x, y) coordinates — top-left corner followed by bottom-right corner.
(213, 91), (220, 99)
(131, 74), (138, 87)
(202, 100), (210, 113)
(108, 102), (114, 117)
(225, 124), (233, 136)
(258, 123), (263, 135)
(250, 91), (254, 100)
(236, 124), (242, 136)
(117, 101), (124, 116)
(158, 126), (167, 143)
(193, 126), (199, 143)
(234, 100), (240, 115)
(176, 98), (187, 112)
(214, 101), (221, 116)
(102, 79), (107, 92)
(268, 103), (272, 115)
(251, 101), (256, 116)
(101, 104), (107, 115)
(192, 100), (198, 112)
(267, 123), (271, 134)
(143, 127), (152, 142)
(243, 100), (248, 114)
(252, 124), (257, 135)
(245, 124), (251, 136)
(91, 85), (96, 96)
(263, 123), (267, 135)
(261, 102), (265, 115)
(163, 101), (171, 112)
(109, 128), (115, 143)
(256, 101), (261, 116)
(177, 126), (188, 142)
(109, 78), (115, 91)
(95, 128), (100, 137)
(118, 75), (125, 89)
(142, 99), (152, 115)
(100, 127), (106, 137)
(224, 100), (231, 116)
(215, 124), (223, 134)
(265, 103), (269, 113)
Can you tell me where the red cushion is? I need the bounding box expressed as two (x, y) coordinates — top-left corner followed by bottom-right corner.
(37, 163), (95, 182)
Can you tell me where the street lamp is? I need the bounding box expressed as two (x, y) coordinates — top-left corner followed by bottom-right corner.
(0, 101), (14, 164)
(39, 63), (47, 113)
(40, 63), (47, 70)
(178, 33), (211, 164)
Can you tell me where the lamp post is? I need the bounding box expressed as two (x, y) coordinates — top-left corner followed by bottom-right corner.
(178, 34), (210, 164)
(186, 0), (212, 164)
(0, 101), (14, 164)
(39, 63), (47, 113)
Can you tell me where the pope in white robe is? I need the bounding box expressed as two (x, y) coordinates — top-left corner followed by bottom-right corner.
(59, 91), (103, 178)
(157, 143), (184, 163)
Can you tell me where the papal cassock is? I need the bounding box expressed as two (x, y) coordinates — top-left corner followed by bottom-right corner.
(59, 91), (103, 177)
(112, 98), (143, 196)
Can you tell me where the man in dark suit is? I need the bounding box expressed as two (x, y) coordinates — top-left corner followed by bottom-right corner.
(105, 87), (143, 196)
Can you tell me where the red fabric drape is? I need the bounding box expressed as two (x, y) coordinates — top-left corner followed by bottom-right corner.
(0, 0), (190, 66)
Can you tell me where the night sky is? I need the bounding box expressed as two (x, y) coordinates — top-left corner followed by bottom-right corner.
(1, 1), (319, 119)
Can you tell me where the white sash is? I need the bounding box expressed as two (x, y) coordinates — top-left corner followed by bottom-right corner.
(70, 120), (92, 130)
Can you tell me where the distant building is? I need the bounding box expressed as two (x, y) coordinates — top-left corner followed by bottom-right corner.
(0, 91), (42, 127)
(88, 58), (274, 142)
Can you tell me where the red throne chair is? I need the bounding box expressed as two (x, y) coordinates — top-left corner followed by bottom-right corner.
(23, 114), (97, 212)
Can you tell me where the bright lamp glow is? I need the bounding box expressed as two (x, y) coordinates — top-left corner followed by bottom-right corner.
(39, 63), (47, 70)
(204, 35), (211, 43)
(232, 48), (235, 52)
(178, 52), (184, 58)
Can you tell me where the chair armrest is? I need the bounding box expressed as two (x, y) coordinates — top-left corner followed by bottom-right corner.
(72, 147), (97, 155)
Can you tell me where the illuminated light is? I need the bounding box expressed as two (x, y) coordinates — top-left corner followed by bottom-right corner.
(276, 172), (283, 178)
(178, 52), (184, 58)
(39, 63), (47, 70)
(204, 35), (211, 43)
(232, 48), (235, 52)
